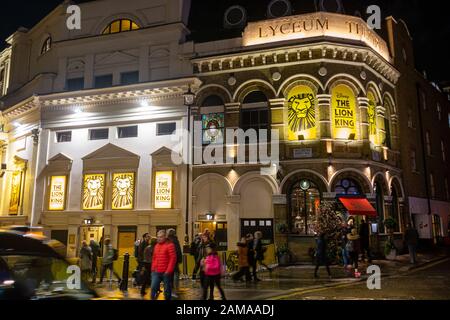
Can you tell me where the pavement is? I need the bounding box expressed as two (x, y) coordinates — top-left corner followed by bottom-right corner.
(94, 248), (450, 300)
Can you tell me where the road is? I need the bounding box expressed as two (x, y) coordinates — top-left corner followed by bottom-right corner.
(273, 258), (450, 300)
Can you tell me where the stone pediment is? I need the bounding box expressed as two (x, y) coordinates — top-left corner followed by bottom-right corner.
(96, 51), (138, 66)
(82, 144), (140, 170)
(48, 153), (72, 162)
(151, 146), (174, 157)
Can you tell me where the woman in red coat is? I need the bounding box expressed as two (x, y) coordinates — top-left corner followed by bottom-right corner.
(151, 230), (177, 300)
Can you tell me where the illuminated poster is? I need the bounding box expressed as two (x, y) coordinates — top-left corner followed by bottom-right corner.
(367, 91), (378, 145)
(287, 85), (316, 140)
(202, 113), (224, 145)
(112, 173), (135, 210)
(83, 174), (105, 210)
(332, 85), (357, 140)
(155, 171), (173, 209)
(9, 171), (22, 215)
(49, 176), (67, 211)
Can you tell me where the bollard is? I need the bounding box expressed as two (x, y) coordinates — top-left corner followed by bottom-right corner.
(120, 253), (130, 292)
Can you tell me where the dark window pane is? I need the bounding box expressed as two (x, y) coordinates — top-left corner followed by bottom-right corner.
(89, 128), (109, 140)
(94, 74), (113, 88)
(157, 122), (176, 136)
(118, 126), (138, 138)
(121, 71), (139, 85)
(57, 131), (72, 143)
(243, 91), (267, 104)
(202, 95), (224, 107)
(66, 78), (84, 91)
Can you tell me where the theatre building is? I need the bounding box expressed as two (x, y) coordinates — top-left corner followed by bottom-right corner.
(187, 0), (449, 261)
(0, 0), (198, 258)
(0, 0), (449, 263)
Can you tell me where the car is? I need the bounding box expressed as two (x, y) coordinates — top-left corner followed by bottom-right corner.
(0, 231), (98, 300)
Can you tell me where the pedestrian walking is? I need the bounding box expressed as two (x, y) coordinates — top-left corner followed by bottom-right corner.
(232, 237), (252, 282)
(89, 240), (100, 283)
(404, 223), (419, 264)
(359, 220), (372, 263)
(346, 229), (361, 277)
(314, 234), (331, 279)
(201, 243), (226, 300)
(99, 238), (121, 285)
(254, 231), (272, 277)
(150, 230), (177, 300)
(140, 237), (157, 297)
(191, 233), (202, 280)
(79, 241), (92, 281)
(246, 233), (256, 281)
(167, 228), (182, 298)
(340, 222), (350, 272)
(196, 233), (212, 288)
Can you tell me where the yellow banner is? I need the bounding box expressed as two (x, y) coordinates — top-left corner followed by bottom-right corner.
(332, 85), (357, 140)
(49, 176), (67, 211)
(155, 171), (173, 209)
(112, 173), (135, 210)
(9, 171), (22, 214)
(83, 174), (105, 210)
(367, 91), (378, 145)
(287, 85), (317, 140)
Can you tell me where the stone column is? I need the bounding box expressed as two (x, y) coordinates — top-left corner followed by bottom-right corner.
(317, 94), (332, 140)
(226, 195), (241, 249)
(268, 98), (286, 140)
(224, 102), (240, 129)
(376, 105), (387, 146)
(273, 194), (287, 251)
(84, 54), (94, 89)
(358, 97), (370, 141)
(139, 45), (150, 82)
(390, 114), (399, 150)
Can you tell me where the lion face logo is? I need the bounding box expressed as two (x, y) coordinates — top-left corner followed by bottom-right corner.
(112, 175), (134, 209)
(83, 176), (104, 210)
(288, 93), (315, 133)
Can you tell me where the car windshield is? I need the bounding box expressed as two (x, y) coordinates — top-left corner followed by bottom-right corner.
(0, 255), (95, 300)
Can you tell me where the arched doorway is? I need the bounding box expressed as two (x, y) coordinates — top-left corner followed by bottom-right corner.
(288, 179), (321, 235)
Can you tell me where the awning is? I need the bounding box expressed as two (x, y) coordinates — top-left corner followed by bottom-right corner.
(338, 197), (377, 216)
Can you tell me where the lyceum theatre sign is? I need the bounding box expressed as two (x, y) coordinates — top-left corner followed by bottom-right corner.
(243, 12), (391, 61)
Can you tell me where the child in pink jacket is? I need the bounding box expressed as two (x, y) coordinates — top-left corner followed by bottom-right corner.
(201, 243), (226, 300)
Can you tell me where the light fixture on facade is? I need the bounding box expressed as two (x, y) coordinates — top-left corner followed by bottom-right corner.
(140, 100), (150, 108)
(183, 85), (195, 107)
(73, 106), (83, 114)
(326, 140), (333, 154)
(298, 134), (305, 141)
(13, 121), (21, 127)
(206, 212), (215, 221)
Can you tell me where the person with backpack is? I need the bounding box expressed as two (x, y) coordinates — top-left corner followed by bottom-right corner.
(140, 237), (157, 297)
(201, 243), (226, 300)
(253, 231), (272, 277)
(167, 229), (182, 298)
(346, 229), (361, 278)
(99, 238), (122, 285)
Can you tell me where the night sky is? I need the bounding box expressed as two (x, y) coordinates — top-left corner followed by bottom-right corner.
(0, 0), (449, 83)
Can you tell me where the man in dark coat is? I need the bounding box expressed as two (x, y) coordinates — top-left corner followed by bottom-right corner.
(167, 229), (182, 298)
(359, 220), (372, 263)
(246, 233), (257, 281)
(314, 233), (331, 278)
(404, 223), (419, 264)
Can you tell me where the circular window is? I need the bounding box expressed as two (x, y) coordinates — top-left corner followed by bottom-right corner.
(224, 5), (247, 29)
(315, 0), (344, 14)
(267, 0), (292, 18)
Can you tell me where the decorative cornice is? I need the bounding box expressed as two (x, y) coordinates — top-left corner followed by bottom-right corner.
(193, 42), (400, 85)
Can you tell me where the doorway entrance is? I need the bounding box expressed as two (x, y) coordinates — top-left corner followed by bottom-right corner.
(198, 222), (228, 251)
(79, 226), (104, 253)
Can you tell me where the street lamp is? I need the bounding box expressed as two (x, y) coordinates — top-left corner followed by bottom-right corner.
(183, 85), (196, 245)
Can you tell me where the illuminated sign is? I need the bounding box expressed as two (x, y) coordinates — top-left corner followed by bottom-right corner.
(49, 176), (67, 211)
(83, 174), (105, 210)
(243, 12), (391, 61)
(112, 173), (135, 210)
(287, 85), (317, 140)
(331, 84), (357, 140)
(367, 91), (378, 145)
(155, 171), (173, 209)
(9, 171), (22, 215)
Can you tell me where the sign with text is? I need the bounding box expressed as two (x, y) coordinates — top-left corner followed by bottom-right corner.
(49, 176), (67, 211)
(332, 84), (357, 140)
(293, 148), (313, 159)
(155, 171), (173, 209)
(243, 12), (391, 61)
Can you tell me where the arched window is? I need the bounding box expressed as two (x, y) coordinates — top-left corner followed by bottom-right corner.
(41, 37), (52, 55)
(334, 179), (362, 196)
(289, 179), (321, 235)
(241, 91), (269, 134)
(201, 95), (225, 145)
(102, 19), (140, 35)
